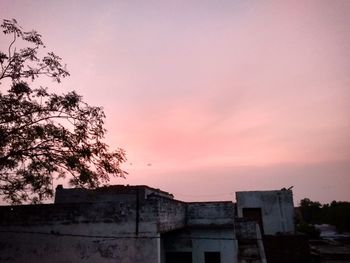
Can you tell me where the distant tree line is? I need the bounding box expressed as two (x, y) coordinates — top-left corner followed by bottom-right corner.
(297, 198), (350, 235)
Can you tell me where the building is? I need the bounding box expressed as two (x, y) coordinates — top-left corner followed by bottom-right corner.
(0, 185), (296, 263)
(236, 189), (295, 235)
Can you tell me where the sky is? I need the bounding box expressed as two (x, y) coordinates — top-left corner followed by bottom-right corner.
(1, 0), (349, 204)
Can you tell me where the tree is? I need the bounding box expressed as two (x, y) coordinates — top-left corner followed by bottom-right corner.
(299, 198), (321, 209)
(0, 19), (127, 204)
(298, 198), (350, 233)
(299, 198), (322, 223)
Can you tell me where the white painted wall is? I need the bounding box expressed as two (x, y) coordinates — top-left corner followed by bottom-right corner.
(236, 190), (295, 235)
(162, 202), (237, 263)
(162, 228), (237, 263)
(191, 229), (237, 263)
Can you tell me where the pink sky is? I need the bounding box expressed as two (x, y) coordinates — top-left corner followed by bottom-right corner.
(1, 0), (350, 204)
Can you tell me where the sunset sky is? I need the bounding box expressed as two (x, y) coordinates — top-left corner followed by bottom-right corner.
(1, 0), (349, 204)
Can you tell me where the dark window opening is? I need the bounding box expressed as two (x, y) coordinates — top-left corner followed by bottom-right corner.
(205, 252), (221, 263)
(166, 252), (192, 263)
(242, 207), (264, 235)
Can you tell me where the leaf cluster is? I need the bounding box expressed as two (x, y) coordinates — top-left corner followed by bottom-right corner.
(0, 19), (69, 83)
(0, 19), (127, 204)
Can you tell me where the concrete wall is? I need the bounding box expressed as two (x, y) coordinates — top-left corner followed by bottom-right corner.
(0, 199), (238, 263)
(54, 185), (173, 204)
(2, 186), (283, 263)
(235, 218), (267, 263)
(155, 197), (186, 233)
(0, 189), (189, 263)
(187, 202), (235, 227)
(0, 225), (160, 263)
(0, 199), (166, 263)
(235, 219), (262, 241)
(236, 190), (295, 235)
(162, 228), (237, 263)
(161, 202), (237, 263)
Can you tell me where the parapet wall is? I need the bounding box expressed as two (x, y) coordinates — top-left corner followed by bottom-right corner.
(0, 199), (162, 263)
(0, 202), (136, 226)
(187, 202), (234, 227)
(154, 197), (186, 232)
(54, 185), (174, 204)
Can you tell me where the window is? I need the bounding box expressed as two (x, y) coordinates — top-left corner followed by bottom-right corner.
(166, 252), (192, 263)
(204, 252), (221, 263)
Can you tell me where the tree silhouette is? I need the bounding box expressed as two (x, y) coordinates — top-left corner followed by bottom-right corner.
(0, 19), (127, 204)
(299, 198), (350, 233)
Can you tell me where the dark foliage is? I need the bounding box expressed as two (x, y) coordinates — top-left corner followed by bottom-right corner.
(299, 198), (322, 223)
(299, 198), (350, 233)
(321, 201), (350, 233)
(0, 19), (127, 204)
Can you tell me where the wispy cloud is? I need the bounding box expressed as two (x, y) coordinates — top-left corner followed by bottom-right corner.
(1, 0), (349, 202)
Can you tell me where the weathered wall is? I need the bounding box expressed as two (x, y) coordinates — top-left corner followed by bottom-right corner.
(235, 218), (261, 241)
(187, 202), (235, 227)
(162, 228), (237, 263)
(236, 190), (295, 235)
(0, 200), (163, 263)
(0, 227), (160, 263)
(235, 218), (267, 263)
(161, 202), (237, 263)
(54, 185), (173, 204)
(1, 187), (279, 263)
(0, 191), (189, 263)
(154, 197), (186, 233)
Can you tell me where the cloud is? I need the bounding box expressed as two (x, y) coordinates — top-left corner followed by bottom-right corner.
(1, 0), (349, 202)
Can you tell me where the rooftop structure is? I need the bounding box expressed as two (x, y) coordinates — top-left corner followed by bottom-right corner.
(0, 185), (299, 263)
(236, 189), (295, 235)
